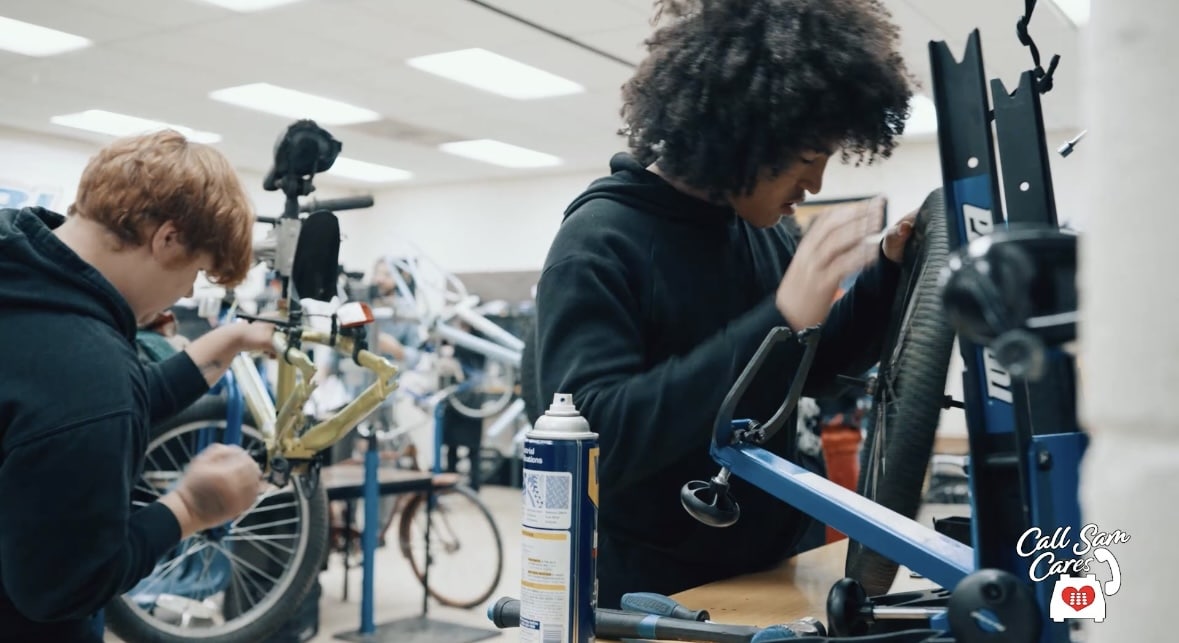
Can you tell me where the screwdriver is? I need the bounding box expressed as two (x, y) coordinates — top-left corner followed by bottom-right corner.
(622, 592), (711, 622)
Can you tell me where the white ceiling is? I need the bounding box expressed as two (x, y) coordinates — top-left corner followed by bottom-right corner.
(0, 0), (1085, 189)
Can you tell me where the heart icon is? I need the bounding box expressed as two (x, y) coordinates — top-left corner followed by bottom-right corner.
(1062, 586), (1096, 611)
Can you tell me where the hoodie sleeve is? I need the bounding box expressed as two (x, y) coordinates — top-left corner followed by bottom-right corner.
(801, 245), (903, 397)
(0, 412), (181, 623)
(141, 351), (210, 425)
(534, 252), (805, 489)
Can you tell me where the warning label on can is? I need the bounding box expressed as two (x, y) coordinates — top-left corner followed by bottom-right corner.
(522, 470), (573, 530)
(521, 529), (570, 643)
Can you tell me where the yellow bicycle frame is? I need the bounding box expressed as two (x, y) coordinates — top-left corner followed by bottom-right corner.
(229, 321), (399, 472)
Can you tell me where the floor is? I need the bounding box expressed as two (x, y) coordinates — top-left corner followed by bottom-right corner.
(102, 485), (970, 642)
(310, 485), (523, 643)
(306, 494), (969, 642)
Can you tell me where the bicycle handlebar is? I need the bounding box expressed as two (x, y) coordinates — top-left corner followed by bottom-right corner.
(256, 195), (374, 225)
(299, 195), (374, 213)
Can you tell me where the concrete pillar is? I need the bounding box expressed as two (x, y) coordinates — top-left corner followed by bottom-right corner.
(1079, 0), (1179, 639)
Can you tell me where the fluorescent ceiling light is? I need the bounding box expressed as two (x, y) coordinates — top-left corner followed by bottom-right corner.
(439, 139), (562, 168)
(327, 157), (412, 183)
(1050, 0), (1089, 27)
(50, 109), (221, 144)
(0, 16), (91, 57)
(209, 83), (380, 125)
(407, 48), (584, 100)
(905, 94), (938, 137)
(197, 0), (303, 11)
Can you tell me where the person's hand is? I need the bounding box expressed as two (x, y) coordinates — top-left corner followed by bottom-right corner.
(231, 319), (277, 354)
(882, 210), (918, 264)
(776, 196), (886, 330)
(161, 443), (264, 537)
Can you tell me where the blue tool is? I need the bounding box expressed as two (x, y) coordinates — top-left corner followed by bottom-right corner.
(621, 592), (710, 622)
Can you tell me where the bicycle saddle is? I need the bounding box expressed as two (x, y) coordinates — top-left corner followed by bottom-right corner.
(940, 226), (1077, 379)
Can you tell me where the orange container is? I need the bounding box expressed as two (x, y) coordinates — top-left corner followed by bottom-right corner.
(820, 420), (863, 543)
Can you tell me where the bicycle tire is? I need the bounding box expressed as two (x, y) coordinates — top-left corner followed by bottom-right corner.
(520, 328), (542, 426)
(844, 188), (957, 597)
(397, 484), (504, 609)
(104, 396), (330, 643)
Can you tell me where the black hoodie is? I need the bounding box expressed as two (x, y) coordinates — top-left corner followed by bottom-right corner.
(530, 154), (901, 606)
(0, 207), (209, 641)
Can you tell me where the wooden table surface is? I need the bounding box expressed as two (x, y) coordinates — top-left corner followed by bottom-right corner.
(669, 539), (849, 628)
(593, 540), (849, 642)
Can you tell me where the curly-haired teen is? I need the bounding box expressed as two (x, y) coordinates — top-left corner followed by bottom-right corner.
(0, 130), (273, 641)
(527, 0), (920, 606)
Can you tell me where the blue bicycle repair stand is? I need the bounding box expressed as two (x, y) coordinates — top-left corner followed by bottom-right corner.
(334, 400), (498, 643)
(684, 25), (1083, 643)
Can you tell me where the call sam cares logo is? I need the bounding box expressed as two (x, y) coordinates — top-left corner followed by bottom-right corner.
(1016, 523), (1128, 624)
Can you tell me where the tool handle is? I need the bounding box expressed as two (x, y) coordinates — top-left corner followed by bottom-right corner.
(488, 597), (754, 642)
(622, 592), (710, 621)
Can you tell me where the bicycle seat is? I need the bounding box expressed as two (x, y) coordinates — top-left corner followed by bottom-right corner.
(940, 226), (1077, 378)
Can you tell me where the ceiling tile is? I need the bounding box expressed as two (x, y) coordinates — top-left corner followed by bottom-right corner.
(0, 0), (162, 43)
(475, 0), (647, 36)
(0, 0), (1082, 188)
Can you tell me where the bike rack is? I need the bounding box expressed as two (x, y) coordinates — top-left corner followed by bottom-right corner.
(684, 22), (1085, 643)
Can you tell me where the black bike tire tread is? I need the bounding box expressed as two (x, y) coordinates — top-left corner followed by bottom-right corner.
(104, 395), (331, 643)
(844, 189), (957, 597)
(398, 484), (505, 609)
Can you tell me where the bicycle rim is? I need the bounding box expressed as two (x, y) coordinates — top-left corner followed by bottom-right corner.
(107, 418), (322, 641)
(448, 364), (519, 419)
(399, 485), (504, 609)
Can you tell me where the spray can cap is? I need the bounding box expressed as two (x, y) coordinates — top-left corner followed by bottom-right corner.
(546, 393), (580, 417)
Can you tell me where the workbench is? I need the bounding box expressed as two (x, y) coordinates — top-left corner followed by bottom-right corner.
(596, 539), (935, 641)
(321, 462), (435, 502)
(320, 463), (436, 603)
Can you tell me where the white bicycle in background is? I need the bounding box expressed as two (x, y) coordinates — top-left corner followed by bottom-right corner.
(329, 246), (535, 488)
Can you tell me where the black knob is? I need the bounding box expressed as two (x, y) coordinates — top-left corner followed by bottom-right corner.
(948, 569), (1039, 643)
(827, 577), (872, 637)
(680, 475), (740, 528)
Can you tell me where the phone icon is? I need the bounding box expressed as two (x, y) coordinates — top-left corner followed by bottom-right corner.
(1050, 574), (1105, 623)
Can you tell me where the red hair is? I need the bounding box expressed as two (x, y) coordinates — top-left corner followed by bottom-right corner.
(69, 130), (254, 286)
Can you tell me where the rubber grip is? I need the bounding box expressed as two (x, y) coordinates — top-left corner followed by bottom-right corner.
(622, 592), (710, 621)
(299, 195), (374, 213)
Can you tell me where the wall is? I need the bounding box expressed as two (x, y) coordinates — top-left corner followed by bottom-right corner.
(1080, 1), (1177, 639)
(0, 128), (92, 212)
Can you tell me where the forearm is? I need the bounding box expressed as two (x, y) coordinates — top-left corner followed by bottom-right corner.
(376, 332), (406, 361)
(183, 324), (245, 386)
(804, 248), (902, 395)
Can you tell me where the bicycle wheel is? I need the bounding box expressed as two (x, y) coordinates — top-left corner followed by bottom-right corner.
(844, 188), (957, 597)
(104, 396), (330, 643)
(397, 482), (504, 609)
(520, 328), (542, 426)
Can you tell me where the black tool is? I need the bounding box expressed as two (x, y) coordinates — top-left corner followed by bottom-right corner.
(828, 579), (949, 637)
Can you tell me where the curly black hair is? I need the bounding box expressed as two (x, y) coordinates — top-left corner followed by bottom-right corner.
(620, 0), (915, 198)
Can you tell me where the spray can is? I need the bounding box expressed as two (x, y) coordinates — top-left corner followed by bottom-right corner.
(519, 393), (599, 643)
